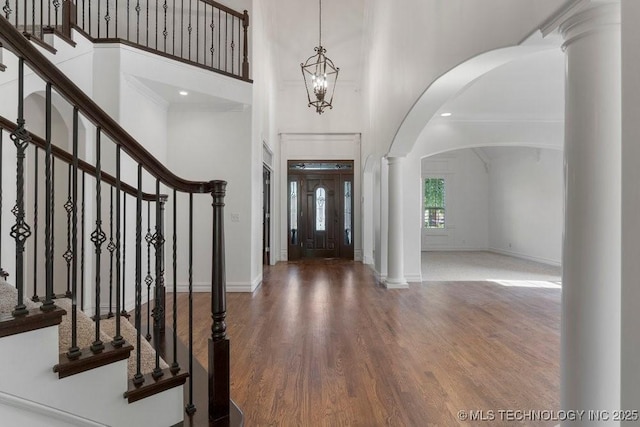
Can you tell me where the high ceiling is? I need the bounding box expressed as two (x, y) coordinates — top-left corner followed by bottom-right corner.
(270, 0), (367, 86)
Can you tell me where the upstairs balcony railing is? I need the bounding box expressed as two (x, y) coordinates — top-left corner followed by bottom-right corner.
(2, 0), (250, 81)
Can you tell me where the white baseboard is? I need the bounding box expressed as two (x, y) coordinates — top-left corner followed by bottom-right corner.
(421, 246), (487, 252)
(489, 248), (561, 267)
(354, 250), (363, 262)
(405, 273), (423, 283)
(0, 390), (107, 427)
(363, 255), (374, 265)
(174, 279), (260, 293)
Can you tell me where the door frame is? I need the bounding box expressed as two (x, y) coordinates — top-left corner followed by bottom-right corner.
(287, 160), (354, 260)
(279, 133), (362, 262)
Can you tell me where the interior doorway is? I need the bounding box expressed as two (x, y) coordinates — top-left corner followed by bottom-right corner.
(288, 160), (354, 260)
(263, 165), (271, 265)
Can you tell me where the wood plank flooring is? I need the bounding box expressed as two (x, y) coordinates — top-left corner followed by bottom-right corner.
(171, 259), (560, 426)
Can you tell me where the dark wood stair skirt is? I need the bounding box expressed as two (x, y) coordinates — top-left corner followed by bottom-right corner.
(154, 325), (244, 427)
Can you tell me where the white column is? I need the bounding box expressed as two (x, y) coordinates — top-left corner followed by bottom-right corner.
(560, 2), (621, 420)
(385, 156), (408, 289)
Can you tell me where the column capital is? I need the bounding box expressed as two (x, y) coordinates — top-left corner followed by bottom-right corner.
(559, 1), (620, 50)
(385, 155), (405, 166)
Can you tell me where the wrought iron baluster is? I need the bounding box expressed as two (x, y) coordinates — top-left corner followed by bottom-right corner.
(135, 0), (140, 44)
(171, 188), (179, 374)
(81, 171), (85, 311)
(47, 0), (51, 30)
(151, 180), (165, 379)
(0, 129), (3, 278)
(82, 0), (85, 30)
(51, 156), (55, 296)
(195, 0), (198, 63)
(155, 0), (158, 49)
(224, 12), (227, 72)
(41, 81), (53, 312)
(203, 5), (206, 65)
(31, 0), (35, 37)
(67, 107), (81, 360)
(145, 200), (152, 340)
(107, 186), (115, 317)
(2, 0), (11, 20)
(105, 0), (111, 37)
(185, 192), (195, 415)
(97, 0), (101, 37)
(115, 0), (118, 37)
(113, 146), (124, 347)
(180, 0), (183, 58)
(217, 9), (220, 67)
(53, 0), (60, 29)
(210, 6), (215, 67)
(90, 128), (106, 354)
(121, 193), (128, 317)
(64, 164), (73, 298)
(231, 14), (234, 75)
(145, 0), (149, 46)
(88, 0), (91, 36)
(133, 164), (144, 386)
(187, 0), (191, 60)
(31, 146), (39, 301)
(163, 0), (167, 52)
(172, 0), (175, 55)
(40, 0), (43, 42)
(14, 0), (17, 26)
(126, 0), (130, 40)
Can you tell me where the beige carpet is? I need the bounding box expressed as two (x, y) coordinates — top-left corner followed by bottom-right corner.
(1, 279), (167, 377)
(421, 251), (562, 283)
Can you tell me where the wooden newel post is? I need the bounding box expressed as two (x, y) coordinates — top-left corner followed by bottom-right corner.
(62, 1), (76, 39)
(242, 10), (250, 80)
(209, 180), (230, 422)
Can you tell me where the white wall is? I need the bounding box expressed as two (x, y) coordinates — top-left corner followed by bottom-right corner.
(488, 147), (563, 265)
(421, 149), (489, 251)
(621, 0), (640, 412)
(167, 108), (253, 292)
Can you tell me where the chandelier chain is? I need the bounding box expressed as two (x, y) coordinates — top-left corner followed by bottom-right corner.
(319, 0), (322, 47)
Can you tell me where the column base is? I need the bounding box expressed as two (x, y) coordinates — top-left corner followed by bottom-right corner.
(384, 278), (409, 289)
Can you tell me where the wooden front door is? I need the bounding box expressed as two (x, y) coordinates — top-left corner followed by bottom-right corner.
(301, 176), (338, 258)
(288, 161), (354, 260)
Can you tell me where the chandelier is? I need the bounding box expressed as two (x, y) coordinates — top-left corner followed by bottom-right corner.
(300, 0), (339, 115)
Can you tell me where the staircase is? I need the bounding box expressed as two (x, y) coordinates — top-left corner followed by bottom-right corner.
(0, 1), (248, 424)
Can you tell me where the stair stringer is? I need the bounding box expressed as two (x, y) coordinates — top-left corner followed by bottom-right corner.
(0, 324), (184, 427)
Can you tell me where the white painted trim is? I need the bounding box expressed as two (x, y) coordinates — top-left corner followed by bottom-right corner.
(384, 280), (409, 290)
(363, 255), (374, 265)
(540, 0), (590, 36)
(0, 390), (108, 427)
(354, 250), (363, 262)
(489, 248), (561, 267)
(405, 274), (423, 283)
(122, 74), (170, 109)
(175, 281), (259, 293)
(422, 247), (488, 252)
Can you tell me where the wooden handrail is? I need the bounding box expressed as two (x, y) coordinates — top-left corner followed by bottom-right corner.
(0, 115), (160, 202)
(199, 0), (245, 19)
(0, 15), (218, 195)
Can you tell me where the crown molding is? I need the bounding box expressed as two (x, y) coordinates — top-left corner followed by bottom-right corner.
(123, 74), (170, 109)
(540, 0), (591, 36)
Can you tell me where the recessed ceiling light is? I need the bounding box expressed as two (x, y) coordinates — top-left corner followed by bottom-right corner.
(440, 112), (452, 117)
(179, 91), (188, 96)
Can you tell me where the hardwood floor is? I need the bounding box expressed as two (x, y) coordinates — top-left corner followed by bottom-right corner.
(171, 259), (560, 426)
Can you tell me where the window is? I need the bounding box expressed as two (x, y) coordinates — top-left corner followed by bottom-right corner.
(344, 181), (352, 245)
(290, 181), (298, 244)
(424, 178), (445, 228)
(316, 187), (326, 231)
